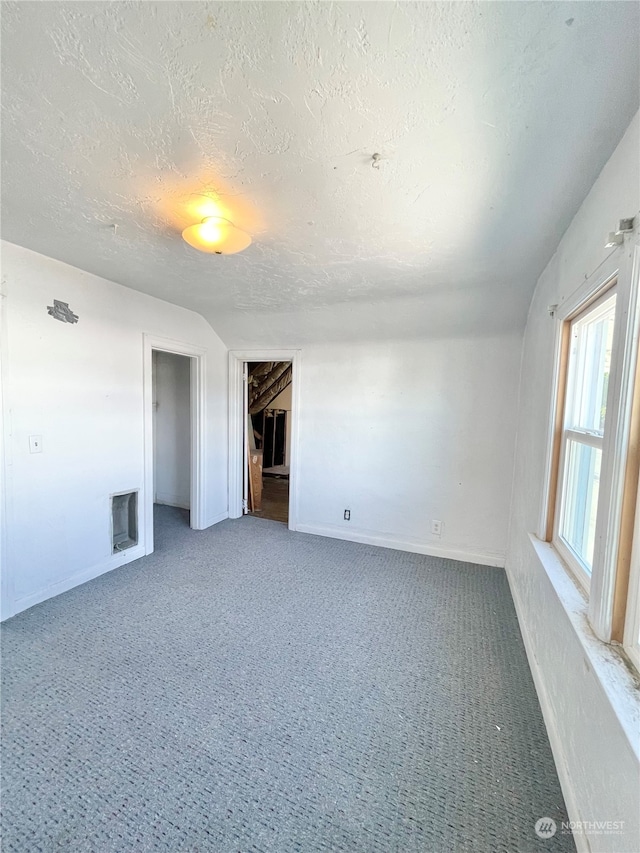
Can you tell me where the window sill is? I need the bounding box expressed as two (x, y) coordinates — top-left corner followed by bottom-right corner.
(528, 533), (640, 758)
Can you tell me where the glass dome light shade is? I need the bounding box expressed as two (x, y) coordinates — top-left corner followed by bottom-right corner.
(182, 216), (251, 254)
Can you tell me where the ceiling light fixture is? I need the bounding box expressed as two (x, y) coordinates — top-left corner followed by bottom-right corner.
(182, 216), (251, 254)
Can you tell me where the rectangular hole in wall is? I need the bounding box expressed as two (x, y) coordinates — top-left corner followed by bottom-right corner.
(112, 491), (138, 553)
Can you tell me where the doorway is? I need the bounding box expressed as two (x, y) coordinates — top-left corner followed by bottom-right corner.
(247, 361), (291, 524)
(228, 350), (300, 529)
(152, 350), (191, 519)
(143, 335), (206, 555)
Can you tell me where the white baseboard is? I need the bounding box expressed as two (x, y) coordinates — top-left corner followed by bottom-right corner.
(6, 544), (146, 620)
(5, 510), (231, 619)
(294, 522), (505, 567)
(504, 566), (588, 853)
(202, 510), (229, 528)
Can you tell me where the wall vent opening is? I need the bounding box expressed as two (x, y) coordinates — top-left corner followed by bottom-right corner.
(111, 491), (138, 553)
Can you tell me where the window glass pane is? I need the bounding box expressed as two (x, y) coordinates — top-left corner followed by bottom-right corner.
(567, 294), (616, 433)
(560, 439), (602, 573)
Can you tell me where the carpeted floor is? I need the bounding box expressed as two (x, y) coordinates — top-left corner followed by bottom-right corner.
(1, 506), (574, 853)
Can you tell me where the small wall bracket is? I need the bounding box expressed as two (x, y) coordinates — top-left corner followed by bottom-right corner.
(605, 217), (635, 249)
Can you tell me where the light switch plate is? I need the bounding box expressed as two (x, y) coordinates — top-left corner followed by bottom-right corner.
(29, 435), (43, 453)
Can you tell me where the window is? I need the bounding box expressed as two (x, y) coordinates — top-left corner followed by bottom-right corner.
(623, 480), (640, 671)
(544, 236), (640, 657)
(554, 290), (617, 589)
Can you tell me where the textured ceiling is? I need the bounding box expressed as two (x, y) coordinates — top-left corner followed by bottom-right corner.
(2, 1), (639, 345)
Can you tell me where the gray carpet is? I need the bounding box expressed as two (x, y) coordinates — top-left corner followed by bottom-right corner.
(1, 506), (574, 853)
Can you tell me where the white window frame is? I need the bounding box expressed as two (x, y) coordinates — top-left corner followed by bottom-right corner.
(623, 477), (640, 671)
(541, 234), (640, 644)
(552, 287), (617, 593)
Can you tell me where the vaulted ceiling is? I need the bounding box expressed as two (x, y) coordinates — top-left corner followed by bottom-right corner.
(2, 1), (639, 345)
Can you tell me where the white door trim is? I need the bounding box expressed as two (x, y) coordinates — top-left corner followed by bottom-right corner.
(143, 334), (207, 555)
(228, 350), (301, 530)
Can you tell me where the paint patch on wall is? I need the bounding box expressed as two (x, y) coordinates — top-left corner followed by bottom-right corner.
(46, 300), (78, 323)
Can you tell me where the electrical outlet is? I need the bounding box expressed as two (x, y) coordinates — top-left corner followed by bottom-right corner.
(344, 509), (351, 521)
(431, 519), (442, 536)
(29, 435), (43, 454)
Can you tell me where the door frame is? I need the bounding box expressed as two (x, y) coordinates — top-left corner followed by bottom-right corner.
(143, 334), (207, 554)
(228, 350), (301, 529)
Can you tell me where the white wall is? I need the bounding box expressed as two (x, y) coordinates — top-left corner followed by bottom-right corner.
(153, 351), (191, 510)
(506, 112), (640, 852)
(0, 241), (229, 619)
(294, 334), (521, 566)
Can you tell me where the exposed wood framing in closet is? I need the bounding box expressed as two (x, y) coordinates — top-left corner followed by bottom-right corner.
(249, 362), (292, 414)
